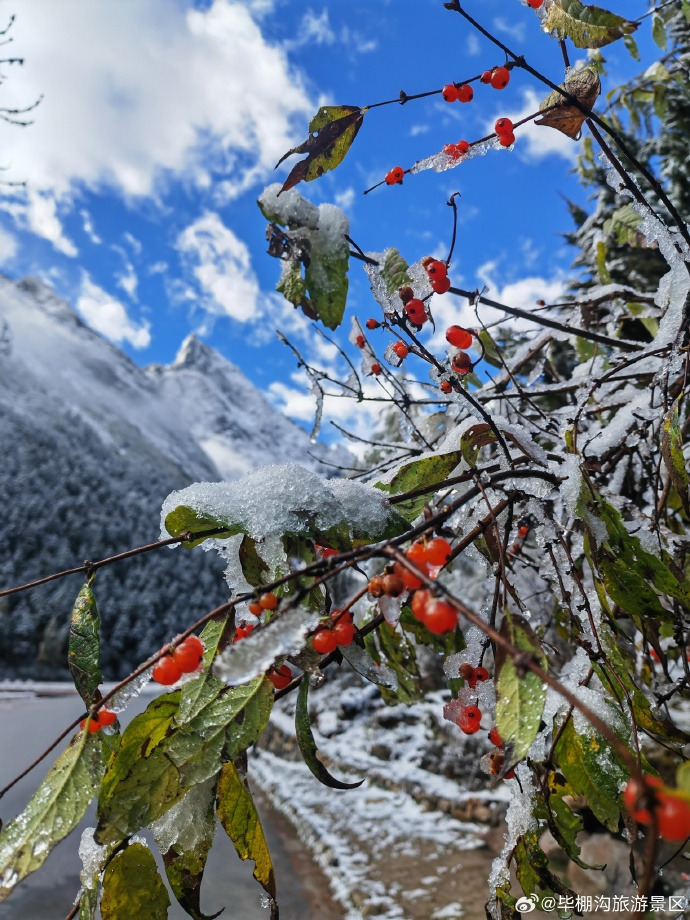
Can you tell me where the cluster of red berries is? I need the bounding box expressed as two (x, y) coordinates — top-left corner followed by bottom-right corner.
(480, 66), (511, 90)
(368, 572), (405, 598)
(423, 257), (451, 295)
(442, 83), (474, 104)
(445, 325), (474, 378)
(267, 663), (292, 690)
(443, 140), (471, 162)
(248, 592), (279, 616)
(398, 286), (428, 327)
(152, 635), (205, 686)
(455, 703), (482, 734)
(80, 707), (117, 733)
(459, 662), (490, 689)
(312, 609), (357, 654)
(385, 166), (405, 186)
(508, 523), (530, 559)
(494, 116), (516, 148)
(393, 538), (453, 590)
(410, 590), (458, 635)
(391, 341), (409, 360)
(234, 623), (255, 642)
(624, 777), (690, 842)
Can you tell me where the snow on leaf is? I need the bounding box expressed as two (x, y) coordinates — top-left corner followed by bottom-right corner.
(375, 449), (462, 521)
(495, 613), (547, 764)
(542, 0), (638, 50)
(536, 64), (601, 139)
(514, 830), (576, 907)
(100, 842), (170, 920)
(68, 583), (102, 707)
(381, 248), (413, 296)
(295, 678), (364, 790)
(216, 763), (276, 904)
(602, 203), (645, 246)
(276, 105), (364, 193)
(340, 642), (399, 689)
(661, 399), (690, 516)
(460, 423), (496, 469)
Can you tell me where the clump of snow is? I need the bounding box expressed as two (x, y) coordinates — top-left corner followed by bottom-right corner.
(149, 777), (216, 855)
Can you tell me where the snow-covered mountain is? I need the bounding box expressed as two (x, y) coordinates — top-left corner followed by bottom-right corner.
(0, 275), (345, 678)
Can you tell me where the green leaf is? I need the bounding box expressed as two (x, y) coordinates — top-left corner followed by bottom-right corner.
(277, 105), (364, 192)
(461, 423), (496, 468)
(676, 762), (690, 794)
(276, 260), (307, 306)
(554, 718), (626, 831)
(177, 616), (232, 725)
(78, 887), (99, 920)
(596, 239), (611, 283)
(515, 830), (576, 905)
(543, 0), (638, 49)
(381, 248), (413, 296)
(340, 641), (399, 689)
(652, 13), (667, 49)
(603, 203), (644, 246)
(399, 605), (465, 657)
(151, 777), (221, 920)
(68, 583), (102, 707)
(623, 33), (640, 61)
(375, 621), (423, 705)
(295, 678), (364, 789)
(0, 731), (106, 902)
(217, 762), (276, 904)
(164, 505), (236, 548)
(495, 613), (547, 763)
(546, 773), (603, 870)
(100, 842), (170, 920)
(375, 450), (462, 520)
(478, 330), (503, 368)
(661, 400), (690, 516)
(303, 232), (349, 330)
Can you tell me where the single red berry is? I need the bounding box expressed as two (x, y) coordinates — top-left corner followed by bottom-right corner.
(248, 601), (262, 616)
(527, 0), (543, 8)
(451, 352), (473, 375)
(410, 588), (432, 622)
(406, 543), (429, 567)
(398, 286), (414, 305)
(183, 635), (204, 657)
(536, 299), (546, 306)
(371, 363), (382, 376)
(390, 166), (405, 183)
(474, 666), (490, 683)
(424, 600), (458, 635)
(464, 705), (481, 722)
(440, 380), (452, 394)
(260, 592), (279, 611)
(442, 83), (459, 102)
(355, 335), (365, 348)
(173, 639), (204, 673)
(446, 326), (473, 349)
(480, 70), (493, 84)
(366, 318), (380, 329)
(385, 172), (396, 186)
(368, 575), (385, 597)
(268, 664), (292, 690)
(425, 537), (452, 567)
(491, 67), (510, 90)
(499, 131), (515, 148)
(459, 663), (476, 682)
(404, 298), (427, 325)
(333, 620), (357, 647)
(317, 544), (339, 559)
(97, 708), (117, 726)
(382, 573), (405, 597)
(331, 608), (353, 625)
(495, 117), (514, 136)
(432, 277), (451, 295)
(425, 260), (447, 280)
(457, 83), (474, 103)
(80, 716), (103, 733)
(623, 776), (665, 824)
(153, 655), (183, 686)
(458, 715), (481, 735)
(392, 341), (409, 359)
(456, 140), (470, 155)
(650, 648), (661, 662)
(312, 628), (338, 654)
(504, 768), (516, 780)
(393, 561), (423, 591)
(656, 792), (690, 842)
(489, 726), (503, 748)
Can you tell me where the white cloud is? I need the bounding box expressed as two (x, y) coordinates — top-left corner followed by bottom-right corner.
(116, 262), (139, 300)
(485, 89), (580, 164)
(76, 275), (151, 348)
(410, 124), (430, 138)
(177, 211), (260, 323)
(492, 17), (526, 42)
(466, 34), (481, 56)
(80, 209), (101, 245)
(1, 0), (313, 249)
(335, 187), (355, 211)
(0, 225), (17, 266)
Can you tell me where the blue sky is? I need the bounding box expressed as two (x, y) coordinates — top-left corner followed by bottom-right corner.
(0, 0), (660, 443)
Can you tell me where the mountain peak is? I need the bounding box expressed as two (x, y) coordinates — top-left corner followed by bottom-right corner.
(172, 333), (216, 371)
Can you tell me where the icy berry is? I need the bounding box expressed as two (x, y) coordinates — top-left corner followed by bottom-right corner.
(440, 380), (452, 394)
(405, 298), (427, 325)
(80, 716), (104, 733)
(368, 575), (385, 597)
(527, 0), (543, 8)
(234, 624), (255, 642)
(499, 131), (515, 148)
(459, 663), (476, 682)
(480, 70), (493, 84)
(451, 352), (473, 375)
(390, 166), (404, 183)
(424, 600), (458, 635)
(97, 708), (117, 726)
(173, 637), (204, 673)
(392, 341), (409, 359)
(489, 726), (503, 748)
(425, 260), (447, 280)
(464, 705), (481, 723)
(425, 537), (452, 567)
(491, 67), (510, 90)
(268, 664), (292, 690)
(474, 666), (490, 683)
(442, 83), (459, 102)
(333, 620), (357, 647)
(457, 705), (482, 734)
(355, 334), (365, 348)
(457, 83), (474, 103)
(382, 573), (405, 597)
(495, 117), (514, 136)
(446, 326), (472, 349)
(248, 601), (263, 617)
(371, 363), (382, 376)
(259, 592), (278, 611)
(456, 140), (470, 155)
(366, 318), (380, 329)
(444, 144), (462, 160)
(398, 286), (414, 305)
(153, 655), (182, 686)
(312, 628), (338, 655)
(407, 543), (429, 567)
(432, 277), (451, 295)
(504, 768), (516, 780)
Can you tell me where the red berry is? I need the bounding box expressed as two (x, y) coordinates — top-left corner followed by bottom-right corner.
(474, 666), (490, 683)
(489, 726), (503, 748)
(623, 776), (665, 824)
(368, 575), (385, 597)
(406, 542), (429, 567)
(650, 648), (661, 662)
(495, 117), (514, 136)
(410, 589), (432, 621)
(268, 664), (292, 690)
(504, 768), (516, 780)
(446, 326), (473, 349)
(382, 573), (405, 597)
(259, 592), (278, 610)
(444, 143), (460, 160)
(392, 341), (409, 359)
(457, 83), (474, 103)
(425, 537), (452, 567)
(464, 705), (481, 722)
(499, 131), (515, 148)
(425, 260), (447, 280)
(333, 620), (357, 647)
(153, 656), (183, 686)
(459, 663), (475, 682)
(390, 166), (405, 183)
(385, 172), (396, 186)
(80, 716), (103, 733)
(173, 639), (204, 673)
(97, 708), (117, 726)
(456, 140), (470, 155)
(394, 561), (423, 591)
(432, 277), (451, 295)
(317, 545), (339, 559)
(404, 298), (427, 325)
(440, 380), (452, 394)
(518, 525), (529, 538)
(442, 83), (459, 103)
(457, 705), (482, 734)
(183, 635), (204, 657)
(451, 352), (473, 375)
(366, 319), (380, 329)
(527, 0), (543, 8)
(536, 299), (546, 306)
(248, 601), (262, 616)
(458, 716), (481, 734)
(480, 70), (493, 84)
(355, 334), (365, 348)
(312, 628), (338, 654)
(491, 67), (510, 90)
(371, 363), (382, 376)
(234, 624), (255, 642)
(656, 792), (690, 842)
(424, 600), (458, 635)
